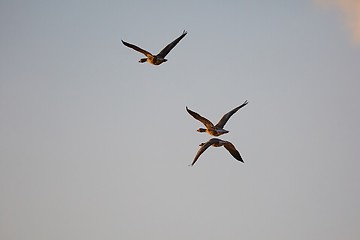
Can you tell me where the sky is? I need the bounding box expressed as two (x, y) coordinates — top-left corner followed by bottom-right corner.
(1, 0), (360, 239)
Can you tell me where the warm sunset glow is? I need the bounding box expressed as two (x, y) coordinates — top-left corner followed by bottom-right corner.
(317, 0), (360, 43)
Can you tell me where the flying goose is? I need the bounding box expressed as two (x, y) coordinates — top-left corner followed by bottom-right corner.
(191, 138), (244, 166)
(121, 30), (187, 65)
(186, 100), (248, 136)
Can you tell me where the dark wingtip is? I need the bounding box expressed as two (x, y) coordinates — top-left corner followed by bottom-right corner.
(237, 155), (244, 163)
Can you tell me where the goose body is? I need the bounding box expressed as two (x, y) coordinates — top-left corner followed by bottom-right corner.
(122, 30), (187, 65)
(186, 100), (248, 136)
(191, 138), (244, 166)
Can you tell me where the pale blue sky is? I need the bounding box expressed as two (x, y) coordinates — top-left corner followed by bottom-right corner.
(1, 1), (360, 239)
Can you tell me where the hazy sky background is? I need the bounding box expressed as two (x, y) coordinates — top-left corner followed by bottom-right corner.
(1, 1), (360, 239)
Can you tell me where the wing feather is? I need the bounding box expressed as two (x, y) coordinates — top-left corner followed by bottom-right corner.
(186, 107), (214, 128)
(191, 139), (217, 166)
(215, 100), (248, 128)
(224, 142), (243, 162)
(121, 40), (152, 57)
(157, 30), (187, 58)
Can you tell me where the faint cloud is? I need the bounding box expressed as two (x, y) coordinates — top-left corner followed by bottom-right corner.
(316, 0), (360, 43)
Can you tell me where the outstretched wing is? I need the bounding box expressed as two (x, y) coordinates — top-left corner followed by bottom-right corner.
(121, 40), (152, 57)
(215, 100), (248, 128)
(186, 107), (214, 128)
(224, 142), (243, 162)
(191, 139), (217, 166)
(157, 30), (187, 58)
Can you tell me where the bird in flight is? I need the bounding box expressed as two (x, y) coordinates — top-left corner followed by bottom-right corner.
(121, 30), (187, 65)
(191, 138), (244, 166)
(186, 100), (248, 136)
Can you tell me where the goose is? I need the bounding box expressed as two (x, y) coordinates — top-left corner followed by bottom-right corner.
(121, 30), (187, 65)
(191, 138), (243, 166)
(186, 100), (248, 136)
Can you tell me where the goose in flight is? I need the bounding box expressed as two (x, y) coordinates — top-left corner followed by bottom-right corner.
(186, 100), (248, 136)
(191, 138), (244, 166)
(121, 30), (187, 65)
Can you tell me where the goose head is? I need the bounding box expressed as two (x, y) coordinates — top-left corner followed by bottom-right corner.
(197, 128), (207, 133)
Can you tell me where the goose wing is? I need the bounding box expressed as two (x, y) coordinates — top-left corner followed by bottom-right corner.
(223, 142), (243, 162)
(215, 100), (248, 128)
(186, 107), (214, 128)
(191, 139), (218, 166)
(157, 30), (187, 58)
(121, 40), (152, 57)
